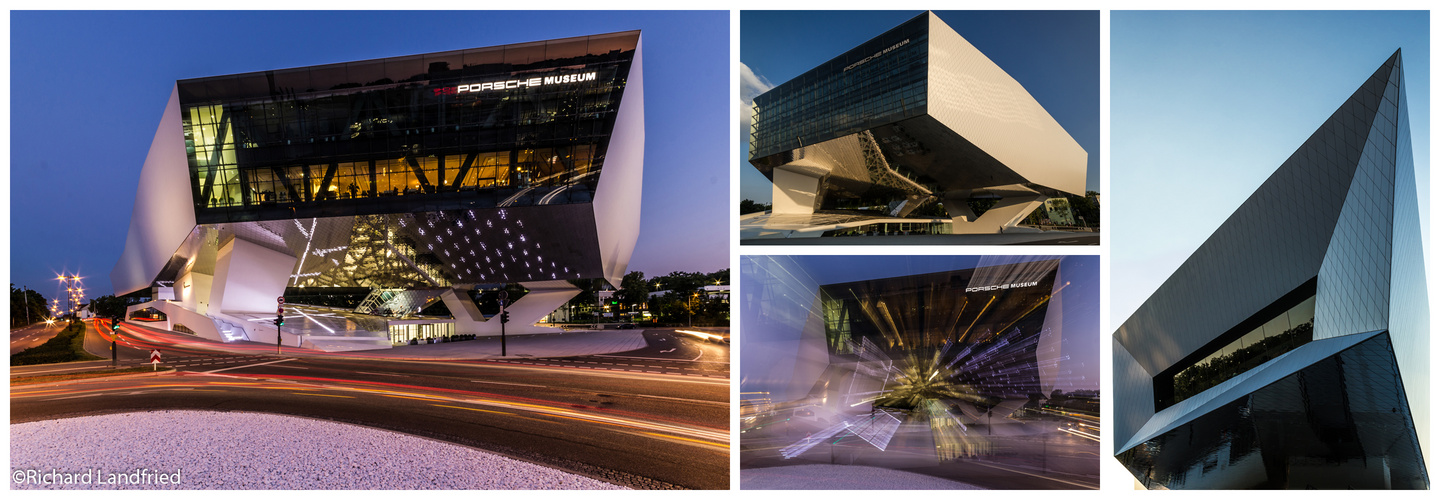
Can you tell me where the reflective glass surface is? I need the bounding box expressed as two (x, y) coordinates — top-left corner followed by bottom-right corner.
(1119, 332), (1427, 489)
(750, 13), (928, 162)
(1169, 297), (1315, 404)
(178, 32), (638, 224)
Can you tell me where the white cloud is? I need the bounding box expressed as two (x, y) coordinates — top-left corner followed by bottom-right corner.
(738, 63), (776, 155)
(739, 62), (775, 103)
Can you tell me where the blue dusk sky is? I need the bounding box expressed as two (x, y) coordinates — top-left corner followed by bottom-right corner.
(740, 254), (1100, 396)
(8, 10), (730, 298)
(1110, 11), (1430, 324)
(739, 10), (1101, 204)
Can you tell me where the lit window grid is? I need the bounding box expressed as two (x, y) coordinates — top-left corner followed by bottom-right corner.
(749, 23), (929, 160)
(180, 58), (629, 220)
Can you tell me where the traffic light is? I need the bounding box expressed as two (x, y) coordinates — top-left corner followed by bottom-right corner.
(110, 319), (120, 332)
(500, 310), (510, 324)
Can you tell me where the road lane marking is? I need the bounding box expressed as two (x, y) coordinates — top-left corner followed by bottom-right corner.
(290, 392), (354, 398)
(204, 358), (295, 374)
(641, 431), (730, 449)
(432, 404), (512, 415)
(40, 393), (107, 401)
(593, 354), (730, 364)
(619, 393), (728, 406)
(470, 380), (544, 387)
(356, 371), (409, 377)
(384, 394), (448, 402)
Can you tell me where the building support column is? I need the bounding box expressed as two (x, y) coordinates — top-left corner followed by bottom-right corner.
(772, 167), (825, 215)
(445, 280), (582, 336)
(951, 194), (1048, 234)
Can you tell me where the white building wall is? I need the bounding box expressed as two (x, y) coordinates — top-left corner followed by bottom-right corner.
(111, 86), (199, 295)
(175, 270), (213, 315)
(592, 37), (645, 287)
(925, 14), (1087, 195)
(211, 237), (297, 314)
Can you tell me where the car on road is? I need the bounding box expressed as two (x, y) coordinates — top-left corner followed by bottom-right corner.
(618, 323), (637, 329)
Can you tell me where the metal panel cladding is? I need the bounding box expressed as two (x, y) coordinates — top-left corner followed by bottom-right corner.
(924, 14), (1086, 196)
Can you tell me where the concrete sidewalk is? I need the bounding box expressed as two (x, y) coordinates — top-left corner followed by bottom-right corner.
(359, 330), (647, 359)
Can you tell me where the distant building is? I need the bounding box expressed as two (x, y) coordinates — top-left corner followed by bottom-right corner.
(1042, 198), (1076, 225)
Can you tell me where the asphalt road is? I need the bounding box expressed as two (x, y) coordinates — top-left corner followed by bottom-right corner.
(490, 328), (730, 378)
(9, 322), (64, 355)
(12, 321), (730, 489)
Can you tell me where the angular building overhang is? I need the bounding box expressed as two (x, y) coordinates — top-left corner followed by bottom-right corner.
(110, 33), (645, 347)
(1113, 50), (1428, 489)
(748, 12), (1087, 217)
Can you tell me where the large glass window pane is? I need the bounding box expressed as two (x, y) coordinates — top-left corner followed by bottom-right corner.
(504, 41), (546, 67)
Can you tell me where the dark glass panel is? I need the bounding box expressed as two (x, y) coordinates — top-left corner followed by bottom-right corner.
(462, 46), (505, 72)
(423, 50), (465, 79)
(504, 41), (547, 67)
(385, 55), (426, 83)
(307, 63), (349, 90)
(346, 60), (386, 87)
(544, 38), (589, 62)
(585, 32), (638, 57)
(234, 73), (271, 97)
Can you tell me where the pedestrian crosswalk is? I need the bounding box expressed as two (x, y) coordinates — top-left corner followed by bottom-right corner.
(488, 356), (729, 378)
(159, 355), (279, 369)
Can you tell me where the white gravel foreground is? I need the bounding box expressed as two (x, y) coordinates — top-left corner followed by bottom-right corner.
(10, 410), (626, 490)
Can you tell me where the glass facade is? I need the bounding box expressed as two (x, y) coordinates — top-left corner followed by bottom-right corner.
(818, 264), (1059, 397)
(178, 32), (638, 224)
(749, 13), (928, 164)
(388, 322), (456, 344)
(1169, 296), (1315, 405)
(1119, 333), (1427, 489)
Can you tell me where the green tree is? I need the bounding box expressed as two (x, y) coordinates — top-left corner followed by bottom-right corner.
(614, 271), (649, 319)
(10, 284), (48, 327)
(740, 199), (771, 215)
(705, 268), (730, 286)
(87, 294), (131, 319)
(1068, 191), (1101, 228)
